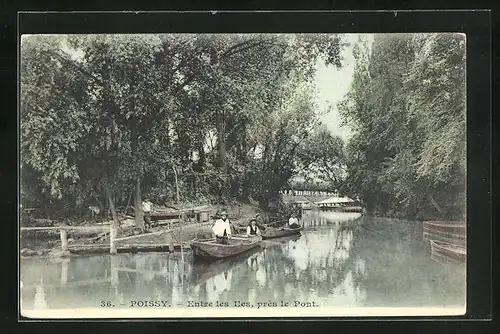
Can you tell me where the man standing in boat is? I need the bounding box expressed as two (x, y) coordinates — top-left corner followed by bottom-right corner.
(212, 210), (232, 244)
(246, 218), (261, 237)
(288, 213), (300, 229)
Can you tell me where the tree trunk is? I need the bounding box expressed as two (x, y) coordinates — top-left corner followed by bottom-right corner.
(105, 185), (120, 227)
(106, 186), (119, 255)
(429, 194), (444, 215)
(135, 177), (143, 230)
(92, 191), (105, 216)
(210, 45), (228, 203)
(216, 110), (229, 202)
(236, 130), (247, 200)
(131, 117), (144, 231)
(197, 142), (205, 170)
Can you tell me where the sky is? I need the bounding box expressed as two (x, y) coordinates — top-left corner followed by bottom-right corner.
(314, 34), (371, 142)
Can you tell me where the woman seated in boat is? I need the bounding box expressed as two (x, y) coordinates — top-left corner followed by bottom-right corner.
(288, 213), (300, 229)
(212, 211), (232, 245)
(246, 218), (261, 237)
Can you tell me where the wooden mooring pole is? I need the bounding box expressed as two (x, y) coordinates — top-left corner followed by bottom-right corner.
(60, 228), (68, 252)
(110, 256), (119, 287)
(110, 225), (118, 255)
(60, 259), (69, 285)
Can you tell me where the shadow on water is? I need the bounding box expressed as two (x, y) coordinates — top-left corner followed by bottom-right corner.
(20, 211), (465, 310)
(190, 246), (264, 287)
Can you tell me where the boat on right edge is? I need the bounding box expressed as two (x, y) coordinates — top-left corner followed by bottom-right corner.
(429, 240), (466, 264)
(422, 220), (466, 246)
(423, 220), (466, 264)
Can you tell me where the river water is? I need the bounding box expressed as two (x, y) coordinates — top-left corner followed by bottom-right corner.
(20, 211), (466, 313)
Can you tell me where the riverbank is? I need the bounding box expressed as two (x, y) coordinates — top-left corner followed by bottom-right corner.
(20, 202), (261, 259)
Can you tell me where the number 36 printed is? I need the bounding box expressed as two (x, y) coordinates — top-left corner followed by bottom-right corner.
(100, 301), (114, 307)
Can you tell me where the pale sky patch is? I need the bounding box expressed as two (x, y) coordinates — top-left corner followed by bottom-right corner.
(314, 34), (374, 142)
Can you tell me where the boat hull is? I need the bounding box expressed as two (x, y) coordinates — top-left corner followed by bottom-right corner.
(423, 221), (466, 246)
(430, 240), (466, 264)
(261, 226), (303, 240)
(191, 247), (261, 285)
(190, 236), (262, 261)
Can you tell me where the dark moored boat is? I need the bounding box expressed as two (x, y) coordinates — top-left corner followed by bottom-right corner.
(423, 221), (466, 246)
(261, 226), (303, 240)
(189, 235), (262, 261)
(429, 240), (466, 264)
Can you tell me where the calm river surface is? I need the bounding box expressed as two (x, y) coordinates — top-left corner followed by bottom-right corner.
(20, 211), (466, 311)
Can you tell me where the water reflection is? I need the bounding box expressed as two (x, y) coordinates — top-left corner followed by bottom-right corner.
(20, 211), (465, 310)
(34, 278), (48, 310)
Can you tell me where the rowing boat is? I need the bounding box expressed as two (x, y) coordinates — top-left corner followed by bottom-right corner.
(261, 226), (303, 240)
(189, 235), (262, 261)
(429, 240), (466, 264)
(423, 221), (466, 246)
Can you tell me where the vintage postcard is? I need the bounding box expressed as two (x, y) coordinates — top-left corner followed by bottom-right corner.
(19, 32), (466, 319)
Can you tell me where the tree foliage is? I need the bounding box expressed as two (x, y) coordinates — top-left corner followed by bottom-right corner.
(338, 34), (466, 220)
(20, 33), (348, 223)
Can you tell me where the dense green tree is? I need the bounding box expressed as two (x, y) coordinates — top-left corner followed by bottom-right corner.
(20, 33), (348, 225)
(338, 33), (466, 220)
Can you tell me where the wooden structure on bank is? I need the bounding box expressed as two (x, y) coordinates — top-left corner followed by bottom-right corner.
(20, 208), (211, 256)
(21, 225), (110, 254)
(150, 206), (211, 223)
(20, 225), (193, 256)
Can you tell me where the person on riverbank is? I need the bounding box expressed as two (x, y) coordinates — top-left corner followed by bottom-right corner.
(246, 218), (261, 237)
(142, 198), (153, 230)
(288, 213), (300, 229)
(212, 211), (231, 244)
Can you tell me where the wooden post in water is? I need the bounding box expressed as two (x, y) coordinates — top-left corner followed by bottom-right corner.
(172, 165), (184, 256)
(60, 258), (69, 285)
(110, 255), (119, 287)
(110, 225), (118, 255)
(60, 228), (68, 252)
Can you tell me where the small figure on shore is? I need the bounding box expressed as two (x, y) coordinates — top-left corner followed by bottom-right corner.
(142, 198), (154, 230)
(288, 213), (300, 229)
(212, 210), (231, 244)
(246, 218), (261, 237)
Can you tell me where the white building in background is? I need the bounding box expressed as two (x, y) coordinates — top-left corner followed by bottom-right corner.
(316, 196), (359, 210)
(279, 189), (339, 197)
